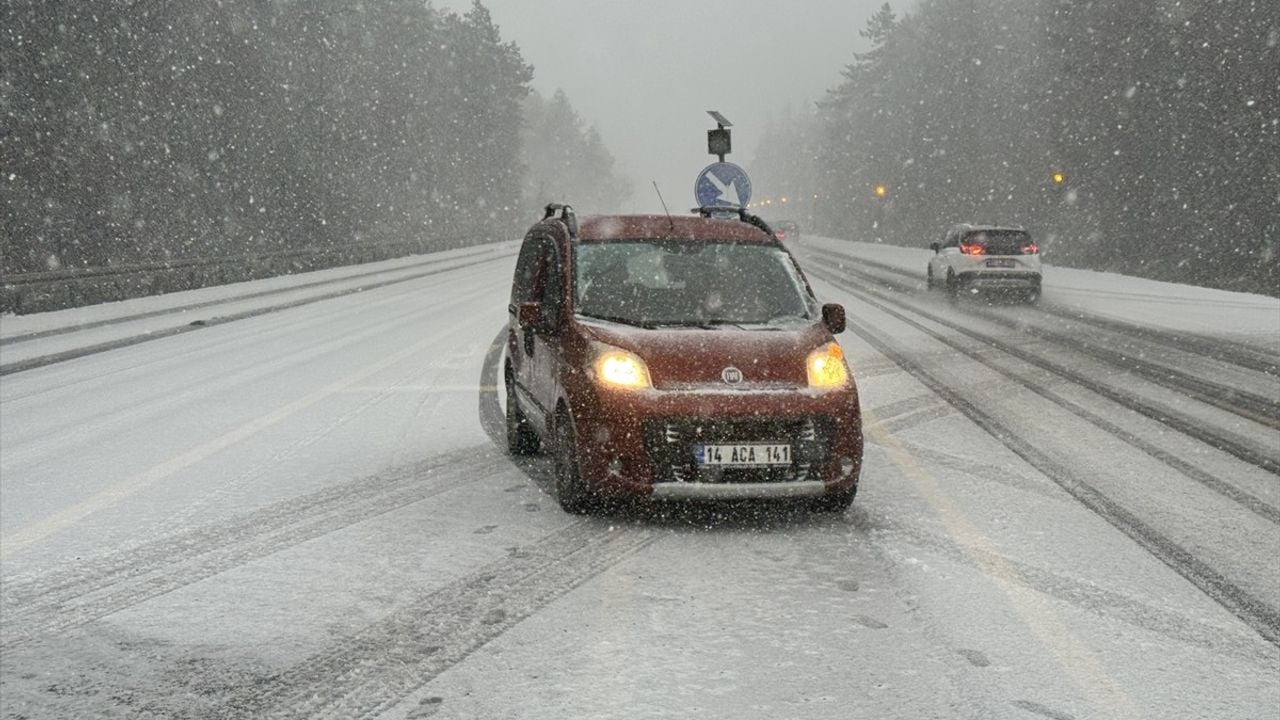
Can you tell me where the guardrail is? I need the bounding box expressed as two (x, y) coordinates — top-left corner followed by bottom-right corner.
(0, 236), (478, 315)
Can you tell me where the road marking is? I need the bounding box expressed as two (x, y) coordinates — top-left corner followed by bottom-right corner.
(1, 335), (442, 557)
(864, 408), (1142, 719)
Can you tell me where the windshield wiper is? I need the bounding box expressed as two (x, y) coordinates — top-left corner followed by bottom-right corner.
(648, 318), (746, 330)
(764, 313), (809, 325)
(678, 316), (808, 330)
(577, 313), (659, 329)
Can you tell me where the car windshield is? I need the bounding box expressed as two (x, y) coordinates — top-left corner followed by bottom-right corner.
(574, 240), (813, 327)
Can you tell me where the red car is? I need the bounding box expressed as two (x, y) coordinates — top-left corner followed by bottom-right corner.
(505, 204), (863, 514)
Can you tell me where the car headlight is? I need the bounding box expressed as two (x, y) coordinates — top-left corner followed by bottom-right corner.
(806, 342), (849, 388)
(595, 347), (652, 389)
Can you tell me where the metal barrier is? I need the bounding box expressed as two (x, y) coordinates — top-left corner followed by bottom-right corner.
(0, 236), (478, 315)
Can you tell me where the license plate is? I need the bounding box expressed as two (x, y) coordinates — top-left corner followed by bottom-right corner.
(986, 258), (1015, 268)
(696, 443), (791, 466)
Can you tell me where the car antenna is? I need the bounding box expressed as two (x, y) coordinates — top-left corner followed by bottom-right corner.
(652, 181), (675, 232)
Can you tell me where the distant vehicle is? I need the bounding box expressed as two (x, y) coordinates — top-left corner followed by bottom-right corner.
(505, 203), (863, 514)
(927, 223), (1042, 303)
(771, 219), (800, 241)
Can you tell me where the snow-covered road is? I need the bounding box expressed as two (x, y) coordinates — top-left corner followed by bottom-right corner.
(2, 238), (1277, 719)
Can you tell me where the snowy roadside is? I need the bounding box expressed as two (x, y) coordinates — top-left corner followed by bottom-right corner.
(798, 235), (1280, 348)
(0, 242), (521, 372)
(0, 242), (520, 341)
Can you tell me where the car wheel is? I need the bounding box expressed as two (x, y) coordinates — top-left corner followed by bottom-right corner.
(505, 374), (540, 456)
(926, 266), (936, 290)
(810, 486), (856, 513)
(1024, 287), (1041, 304)
(945, 270), (960, 299)
(554, 412), (597, 515)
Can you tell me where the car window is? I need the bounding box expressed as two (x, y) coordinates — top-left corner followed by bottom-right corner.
(511, 237), (543, 305)
(534, 239), (564, 327)
(574, 240), (813, 326)
(962, 230), (1031, 254)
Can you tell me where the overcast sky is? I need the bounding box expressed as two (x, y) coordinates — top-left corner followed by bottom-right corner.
(436, 0), (905, 213)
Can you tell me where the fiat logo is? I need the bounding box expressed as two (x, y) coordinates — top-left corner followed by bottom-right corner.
(721, 366), (744, 385)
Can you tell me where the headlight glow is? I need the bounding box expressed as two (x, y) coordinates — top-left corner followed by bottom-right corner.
(595, 348), (651, 389)
(806, 342), (849, 388)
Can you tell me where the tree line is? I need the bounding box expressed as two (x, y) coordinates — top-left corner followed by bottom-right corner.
(1, 1), (629, 277)
(754, 0), (1277, 296)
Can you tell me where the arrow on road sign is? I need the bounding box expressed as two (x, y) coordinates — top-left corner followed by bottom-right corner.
(705, 171), (741, 206)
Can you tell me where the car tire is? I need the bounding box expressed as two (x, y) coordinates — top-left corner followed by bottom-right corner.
(1024, 287), (1041, 304)
(926, 266), (936, 290)
(505, 373), (540, 456)
(945, 270), (960, 299)
(810, 486), (856, 513)
(554, 412), (597, 515)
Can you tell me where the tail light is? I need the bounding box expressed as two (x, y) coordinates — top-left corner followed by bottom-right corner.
(960, 243), (985, 256)
(1022, 244), (1039, 254)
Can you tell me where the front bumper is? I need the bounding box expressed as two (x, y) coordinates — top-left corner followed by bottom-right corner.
(569, 384), (862, 502)
(651, 481), (826, 500)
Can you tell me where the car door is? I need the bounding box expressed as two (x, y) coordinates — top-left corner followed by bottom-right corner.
(937, 228), (962, 275)
(508, 234), (566, 436)
(508, 235), (552, 433)
(929, 229), (951, 277)
(527, 237), (567, 432)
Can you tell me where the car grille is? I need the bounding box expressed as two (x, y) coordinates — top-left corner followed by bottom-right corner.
(643, 417), (833, 484)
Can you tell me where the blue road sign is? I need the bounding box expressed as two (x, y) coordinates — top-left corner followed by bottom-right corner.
(695, 162), (752, 209)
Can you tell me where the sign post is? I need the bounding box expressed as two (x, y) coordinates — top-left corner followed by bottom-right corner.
(696, 111), (752, 214)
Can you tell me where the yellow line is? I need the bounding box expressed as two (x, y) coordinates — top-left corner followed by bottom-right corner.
(1, 335), (445, 557)
(864, 409), (1141, 718)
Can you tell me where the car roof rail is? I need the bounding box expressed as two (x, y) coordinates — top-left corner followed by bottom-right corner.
(692, 204), (744, 217)
(691, 205), (776, 238)
(543, 202), (578, 237)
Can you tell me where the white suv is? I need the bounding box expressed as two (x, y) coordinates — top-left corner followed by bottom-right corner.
(927, 224), (1042, 303)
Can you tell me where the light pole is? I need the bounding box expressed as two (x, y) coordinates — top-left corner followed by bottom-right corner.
(872, 184), (888, 242)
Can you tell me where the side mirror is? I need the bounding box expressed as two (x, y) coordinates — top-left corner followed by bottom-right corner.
(517, 302), (542, 330)
(518, 302), (542, 354)
(929, 242), (940, 253)
(821, 303), (846, 335)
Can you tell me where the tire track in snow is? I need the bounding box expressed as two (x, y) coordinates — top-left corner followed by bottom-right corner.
(846, 507), (1278, 667)
(221, 521), (661, 720)
(476, 326), (508, 449)
(811, 264), (1280, 512)
(0, 446), (501, 648)
(810, 248), (1280, 432)
(806, 246), (1279, 375)
(832, 301), (1280, 648)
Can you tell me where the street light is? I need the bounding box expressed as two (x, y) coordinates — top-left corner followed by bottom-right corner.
(1051, 171), (1066, 185)
(873, 184), (888, 199)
